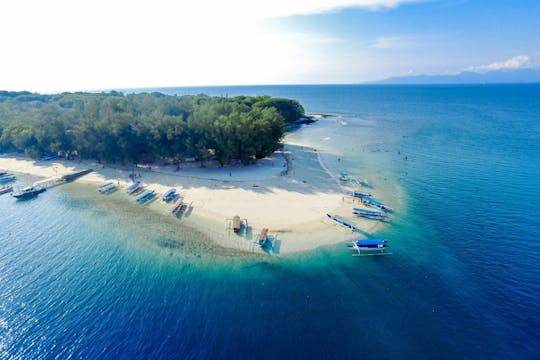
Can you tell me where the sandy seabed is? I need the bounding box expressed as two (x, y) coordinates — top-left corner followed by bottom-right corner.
(0, 143), (385, 254)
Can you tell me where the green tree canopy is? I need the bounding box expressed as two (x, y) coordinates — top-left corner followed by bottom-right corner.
(0, 91), (305, 166)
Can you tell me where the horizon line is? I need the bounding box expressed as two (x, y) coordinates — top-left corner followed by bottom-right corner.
(3, 82), (540, 95)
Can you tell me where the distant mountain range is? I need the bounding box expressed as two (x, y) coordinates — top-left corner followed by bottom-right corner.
(373, 68), (540, 84)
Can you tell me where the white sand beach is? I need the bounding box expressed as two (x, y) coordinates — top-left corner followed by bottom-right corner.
(0, 143), (385, 253)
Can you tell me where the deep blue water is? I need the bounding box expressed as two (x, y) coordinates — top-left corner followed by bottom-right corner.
(1, 85), (539, 359)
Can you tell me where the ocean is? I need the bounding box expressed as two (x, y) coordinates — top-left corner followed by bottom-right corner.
(1, 85), (539, 359)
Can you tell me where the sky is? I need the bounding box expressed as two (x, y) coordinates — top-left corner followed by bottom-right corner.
(1, 0), (539, 92)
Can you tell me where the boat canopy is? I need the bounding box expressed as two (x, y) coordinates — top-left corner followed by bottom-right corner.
(355, 238), (386, 246)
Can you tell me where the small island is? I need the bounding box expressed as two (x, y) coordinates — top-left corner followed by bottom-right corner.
(0, 90), (381, 254)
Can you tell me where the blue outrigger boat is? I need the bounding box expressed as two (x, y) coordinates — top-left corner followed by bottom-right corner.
(126, 181), (142, 194)
(362, 196), (393, 212)
(353, 207), (388, 220)
(326, 213), (360, 232)
(351, 191), (393, 212)
(350, 190), (372, 198)
(348, 238), (390, 256)
(136, 190), (155, 203)
(162, 188), (176, 202)
(98, 181), (117, 193)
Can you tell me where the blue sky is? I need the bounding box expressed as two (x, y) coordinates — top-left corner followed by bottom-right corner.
(1, 0), (539, 91)
(264, 0), (540, 80)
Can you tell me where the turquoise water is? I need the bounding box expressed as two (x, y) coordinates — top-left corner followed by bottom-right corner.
(1, 85), (539, 358)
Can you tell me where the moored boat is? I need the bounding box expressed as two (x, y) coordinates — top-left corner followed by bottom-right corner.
(0, 185), (13, 195)
(352, 207), (388, 220)
(172, 202), (187, 215)
(12, 186), (46, 199)
(258, 228), (269, 247)
(126, 181), (142, 194)
(350, 190), (372, 198)
(98, 181), (117, 193)
(162, 188), (176, 202)
(232, 215), (241, 232)
(136, 190), (155, 203)
(362, 196), (393, 212)
(348, 238), (389, 256)
(351, 191), (393, 212)
(326, 213), (359, 232)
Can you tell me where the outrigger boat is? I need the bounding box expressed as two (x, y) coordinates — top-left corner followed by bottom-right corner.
(351, 191), (393, 212)
(362, 196), (393, 212)
(348, 238), (390, 256)
(0, 185), (13, 195)
(257, 228), (269, 247)
(350, 190), (372, 198)
(162, 188), (176, 202)
(326, 213), (360, 232)
(171, 202), (186, 215)
(136, 190), (155, 203)
(126, 181), (142, 194)
(98, 181), (117, 193)
(353, 207), (388, 220)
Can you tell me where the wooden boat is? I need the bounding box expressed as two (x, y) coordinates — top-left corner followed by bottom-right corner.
(0, 185), (13, 195)
(162, 188), (176, 202)
(258, 228), (269, 247)
(172, 202), (187, 215)
(136, 190), (155, 203)
(126, 181), (142, 194)
(98, 181), (117, 193)
(351, 191), (393, 212)
(326, 213), (359, 232)
(350, 190), (372, 198)
(348, 238), (390, 256)
(352, 207), (388, 220)
(232, 215), (241, 232)
(362, 196), (393, 212)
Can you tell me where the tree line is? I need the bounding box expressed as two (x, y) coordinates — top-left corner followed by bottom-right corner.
(0, 91), (306, 165)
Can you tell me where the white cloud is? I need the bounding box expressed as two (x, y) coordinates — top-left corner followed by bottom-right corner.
(0, 0), (424, 92)
(466, 55), (530, 73)
(191, 0), (427, 19)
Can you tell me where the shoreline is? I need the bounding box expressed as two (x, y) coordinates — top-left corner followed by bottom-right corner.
(0, 143), (386, 254)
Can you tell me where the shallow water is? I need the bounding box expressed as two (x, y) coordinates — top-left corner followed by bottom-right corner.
(1, 84), (539, 358)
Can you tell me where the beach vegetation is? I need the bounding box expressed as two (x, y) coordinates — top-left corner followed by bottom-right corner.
(0, 91), (305, 165)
